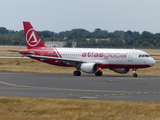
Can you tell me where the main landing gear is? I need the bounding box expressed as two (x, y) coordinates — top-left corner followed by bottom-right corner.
(73, 70), (103, 76)
(95, 70), (103, 76)
(132, 68), (138, 77)
(73, 70), (81, 76)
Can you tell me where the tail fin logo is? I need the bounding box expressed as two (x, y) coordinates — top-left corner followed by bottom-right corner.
(26, 28), (41, 47)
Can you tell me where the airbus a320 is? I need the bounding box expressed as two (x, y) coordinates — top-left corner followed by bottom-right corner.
(16, 22), (156, 77)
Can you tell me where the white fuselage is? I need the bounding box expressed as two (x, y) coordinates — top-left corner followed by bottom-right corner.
(53, 48), (155, 68)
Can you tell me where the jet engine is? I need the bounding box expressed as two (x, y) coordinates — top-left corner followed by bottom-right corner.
(110, 68), (130, 74)
(80, 63), (98, 73)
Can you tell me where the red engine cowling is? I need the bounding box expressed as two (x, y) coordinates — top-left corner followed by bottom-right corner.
(110, 68), (130, 74)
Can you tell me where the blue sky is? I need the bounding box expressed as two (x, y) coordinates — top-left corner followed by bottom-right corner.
(1, 0), (160, 33)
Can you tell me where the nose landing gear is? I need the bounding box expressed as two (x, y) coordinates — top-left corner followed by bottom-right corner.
(132, 68), (138, 77)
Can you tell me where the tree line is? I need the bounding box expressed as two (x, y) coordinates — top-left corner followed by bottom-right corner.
(0, 27), (160, 48)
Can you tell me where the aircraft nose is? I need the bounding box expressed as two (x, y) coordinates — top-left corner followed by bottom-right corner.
(149, 58), (156, 67)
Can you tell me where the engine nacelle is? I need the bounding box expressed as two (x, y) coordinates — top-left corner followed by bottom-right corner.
(110, 68), (130, 74)
(80, 63), (98, 73)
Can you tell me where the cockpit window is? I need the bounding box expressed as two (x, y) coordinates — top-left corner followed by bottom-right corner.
(139, 54), (150, 57)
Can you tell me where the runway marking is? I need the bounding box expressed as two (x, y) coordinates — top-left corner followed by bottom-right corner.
(118, 78), (145, 80)
(80, 97), (97, 99)
(104, 94), (109, 96)
(95, 95), (101, 97)
(152, 92), (156, 94)
(1, 81), (160, 98)
(95, 91), (160, 97)
(0, 81), (131, 93)
(127, 93), (133, 95)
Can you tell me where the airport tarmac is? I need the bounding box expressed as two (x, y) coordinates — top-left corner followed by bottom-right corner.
(0, 72), (160, 101)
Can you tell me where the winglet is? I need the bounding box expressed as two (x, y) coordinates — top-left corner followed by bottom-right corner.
(23, 21), (45, 49)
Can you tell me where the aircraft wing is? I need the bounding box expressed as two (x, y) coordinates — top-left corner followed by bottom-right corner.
(30, 55), (85, 63)
(9, 50), (105, 64)
(155, 59), (160, 61)
(30, 55), (108, 65)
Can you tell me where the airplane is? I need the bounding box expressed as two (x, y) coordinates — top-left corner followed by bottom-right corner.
(16, 21), (156, 77)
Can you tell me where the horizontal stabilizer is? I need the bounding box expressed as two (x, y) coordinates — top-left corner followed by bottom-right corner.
(8, 50), (20, 52)
(8, 50), (34, 54)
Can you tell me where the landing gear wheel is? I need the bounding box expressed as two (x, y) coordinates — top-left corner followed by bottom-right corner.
(132, 68), (138, 77)
(133, 73), (138, 77)
(73, 70), (81, 76)
(95, 70), (103, 76)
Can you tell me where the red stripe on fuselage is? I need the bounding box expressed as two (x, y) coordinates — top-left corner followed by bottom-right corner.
(98, 64), (150, 69)
(55, 48), (62, 58)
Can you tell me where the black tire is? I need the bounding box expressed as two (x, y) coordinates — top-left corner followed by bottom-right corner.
(133, 73), (138, 77)
(95, 70), (102, 76)
(73, 70), (81, 76)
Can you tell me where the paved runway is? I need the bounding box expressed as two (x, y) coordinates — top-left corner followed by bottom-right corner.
(0, 72), (160, 101)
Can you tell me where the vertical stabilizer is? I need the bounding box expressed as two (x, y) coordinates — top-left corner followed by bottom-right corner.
(23, 21), (45, 49)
